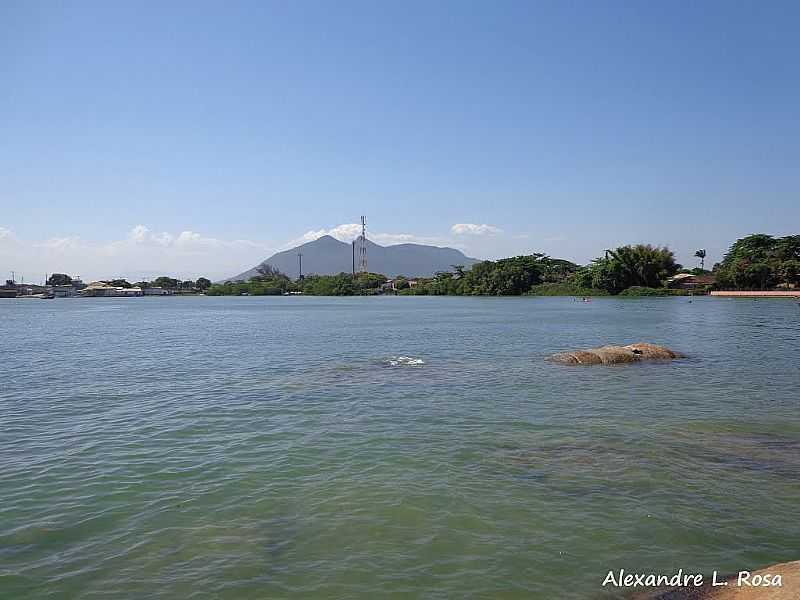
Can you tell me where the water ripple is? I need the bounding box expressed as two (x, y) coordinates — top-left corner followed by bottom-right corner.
(1, 296), (798, 599)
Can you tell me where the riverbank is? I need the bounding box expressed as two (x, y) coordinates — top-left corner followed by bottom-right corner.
(633, 560), (799, 599)
(710, 291), (800, 298)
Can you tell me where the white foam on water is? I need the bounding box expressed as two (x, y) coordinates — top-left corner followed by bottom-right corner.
(384, 356), (425, 367)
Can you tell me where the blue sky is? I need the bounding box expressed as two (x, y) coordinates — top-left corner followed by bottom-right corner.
(1, 0), (798, 280)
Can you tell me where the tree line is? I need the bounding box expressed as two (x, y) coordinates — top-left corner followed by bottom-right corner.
(206, 264), (387, 296)
(205, 232), (800, 297)
(713, 234), (799, 290)
(46, 274), (213, 292)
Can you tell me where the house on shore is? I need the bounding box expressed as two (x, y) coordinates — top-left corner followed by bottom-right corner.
(142, 287), (173, 296)
(0, 280), (17, 298)
(80, 282), (143, 297)
(51, 284), (79, 298)
(666, 273), (716, 290)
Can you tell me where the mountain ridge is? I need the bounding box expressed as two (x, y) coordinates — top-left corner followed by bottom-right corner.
(224, 235), (480, 281)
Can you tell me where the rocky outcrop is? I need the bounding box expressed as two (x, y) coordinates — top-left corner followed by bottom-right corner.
(547, 342), (682, 365)
(624, 342), (682, 359)
(633, 560), (799, 599)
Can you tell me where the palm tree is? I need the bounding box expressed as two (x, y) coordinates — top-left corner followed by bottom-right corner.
(694, 249), (706, 271)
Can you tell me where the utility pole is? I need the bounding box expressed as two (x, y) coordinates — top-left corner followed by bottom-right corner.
(358, 215), (368, 273)
(298, 253), (303, 280)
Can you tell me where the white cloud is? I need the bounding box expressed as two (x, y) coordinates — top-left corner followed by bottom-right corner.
(372, 232), (438, 246)
(288, 223), (363, 247)
(0, 225), (274, 282)
(36, 236), (84, 251)
(129, 224), (155, 243)
(0, 221), (523, 283)
(451, 223), (503, 236)
(4, 222), (471, 283)
(175, 231), (206, 246)
(285, 223), (454, 250)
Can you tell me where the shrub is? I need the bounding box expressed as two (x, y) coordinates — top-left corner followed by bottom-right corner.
(617, 286), (688, 297)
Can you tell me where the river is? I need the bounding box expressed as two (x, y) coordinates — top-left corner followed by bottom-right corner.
(1, 296), (798, 599)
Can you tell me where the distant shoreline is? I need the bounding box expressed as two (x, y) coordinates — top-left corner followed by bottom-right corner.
(7, 292), (798, 300)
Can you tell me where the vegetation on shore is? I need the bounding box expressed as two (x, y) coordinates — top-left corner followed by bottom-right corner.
(130, 277), (212, 292)
(206, 246), (678, 297)
(394, 246), (683, 296)
(573, 245), (679, 294)
(205, 264), (385, 296)
(526, 282), (610, 297)
(713, 234), (799, 290)
(45, 275), (214, 293)
(616, 286), (688, 297)
(204, 233), (799, 297)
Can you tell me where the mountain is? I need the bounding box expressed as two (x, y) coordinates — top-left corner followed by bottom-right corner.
(224, 236), (480, 281)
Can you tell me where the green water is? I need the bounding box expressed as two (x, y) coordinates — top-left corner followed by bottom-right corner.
(1, 296), (798, 599)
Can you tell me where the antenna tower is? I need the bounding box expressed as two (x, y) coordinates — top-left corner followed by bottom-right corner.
(358, 215), (368, 274)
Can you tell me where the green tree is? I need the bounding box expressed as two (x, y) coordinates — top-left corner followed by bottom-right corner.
(47, 273), (72, 286)
(405, 254), (580, 296)
(715, 234), (800, 289)
(579, 245), (679, 294)
(694, 249), (706, 270)
(772, 235), (800, 261)
(777, 260), (800, 287)
(745, 263), (773, 290)
(196, 277), (212, 291)
(459, 255), (545, 295)
(540, 257), (579, 283)
(153, 277), (180, 289)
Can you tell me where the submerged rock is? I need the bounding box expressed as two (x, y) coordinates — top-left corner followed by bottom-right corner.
(547, 342), (682, 365)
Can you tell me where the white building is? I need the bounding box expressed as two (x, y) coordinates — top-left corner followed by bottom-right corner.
(80, 282), (143, 297)
(143, 287), (173, 296)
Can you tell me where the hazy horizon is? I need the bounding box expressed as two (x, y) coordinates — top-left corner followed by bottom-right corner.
(1, 222), (784, 283)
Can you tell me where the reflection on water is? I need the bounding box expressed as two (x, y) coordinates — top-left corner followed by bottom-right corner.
(1, 296), (798, 600)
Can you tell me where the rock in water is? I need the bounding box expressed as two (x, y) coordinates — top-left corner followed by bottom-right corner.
(633, 559), (799, 599)
(623, 342), (681, 359)
(547, 342), (682, 365)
